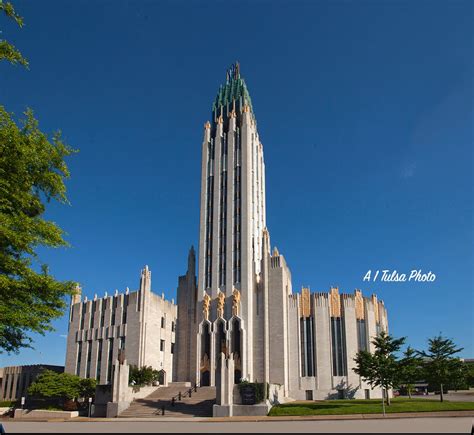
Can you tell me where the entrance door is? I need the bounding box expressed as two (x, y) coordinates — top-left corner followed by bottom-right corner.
(201, 370), (210, 387)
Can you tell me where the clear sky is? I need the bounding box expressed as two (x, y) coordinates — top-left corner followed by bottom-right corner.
(1, 0), (472, 367)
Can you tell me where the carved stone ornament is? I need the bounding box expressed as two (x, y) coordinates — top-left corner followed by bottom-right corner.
(216, 291), (225, 318)
(330, 287), (341, 318)
(232, 288), (241, 317)
(204, 121), (211, 129)
(355, 289), (365, 320)
(300, 287), (311, 318)
(202, 292), (211, 321)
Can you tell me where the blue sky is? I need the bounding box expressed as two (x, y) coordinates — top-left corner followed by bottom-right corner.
(1, 0), (472, 367)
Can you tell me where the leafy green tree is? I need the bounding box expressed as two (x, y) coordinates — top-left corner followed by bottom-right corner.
(129, 366), (161, 386)
(353, 331), (406, 407)
(0, 1), (77, 354)
(0, 107), (77, 353)
(399, 346), (423, 398)
(418, 335), (464, 402)
(465, 361), (474, 388)
(28, 370), (96, 402)
(0, 1), (28, 67)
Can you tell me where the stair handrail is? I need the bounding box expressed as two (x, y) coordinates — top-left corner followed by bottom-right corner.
(157, 382), (203, 414)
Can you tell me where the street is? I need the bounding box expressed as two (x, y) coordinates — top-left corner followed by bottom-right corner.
(2, 417), (473, 433)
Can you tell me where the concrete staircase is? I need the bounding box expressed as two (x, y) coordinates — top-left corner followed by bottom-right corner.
(119, 383), (216, 418)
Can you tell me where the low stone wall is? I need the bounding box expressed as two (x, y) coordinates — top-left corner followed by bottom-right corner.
(129, 386), (158, 400)
(14, 409), (79, 419)
(106, 385), (161, 417)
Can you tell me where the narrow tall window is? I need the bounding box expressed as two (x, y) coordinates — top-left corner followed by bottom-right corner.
(204, 140), (215, 289)
(300, 317), (315, 376)
(76, 342), (82, 376)
(160, 339), (165, 352)
(86, 340), (92, 378)
(161, 317), (165, 328)
(331, 317), (347, 376)
(219, 134), (228, 287)
(111, 297), (117, 326)
(233, 133), (241, 285)
(80, 303), (86, 330)
(96, 340), (103, 381)
(90, 301), (96, 329)
(122, 294), (129, 324)
(356, 319), (367, 351)
(107, 338), (114, 384)
(100, 300), (106, 328)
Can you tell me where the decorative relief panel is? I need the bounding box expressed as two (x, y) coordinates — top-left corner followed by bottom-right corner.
(232, 288), (241, 317)
(330, 287), (341, 318)
(202, 292), (211, 321)
(355, 289), (365, 320)
(299, 287), (311, 318)
(216, 291), (225, 319)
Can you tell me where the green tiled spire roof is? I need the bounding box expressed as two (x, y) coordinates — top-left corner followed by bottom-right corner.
(212, 62), (254, 114)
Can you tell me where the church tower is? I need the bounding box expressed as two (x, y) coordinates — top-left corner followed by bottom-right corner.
(196, 64), (273, 386)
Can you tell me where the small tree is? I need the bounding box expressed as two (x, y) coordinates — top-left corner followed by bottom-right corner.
(399, 346), (423, 398)
(28, 370), (96, 404)
(353, 331), (406, 408)
(129, 366), (160, 387)
(418, 335), (464, 402)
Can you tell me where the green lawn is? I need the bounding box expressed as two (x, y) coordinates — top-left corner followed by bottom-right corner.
(268, 398), (474, 416)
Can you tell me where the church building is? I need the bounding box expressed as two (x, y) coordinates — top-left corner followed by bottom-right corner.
(173, 64), (389, 409)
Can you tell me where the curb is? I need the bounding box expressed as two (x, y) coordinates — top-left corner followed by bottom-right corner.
(3, 410), (474, 423)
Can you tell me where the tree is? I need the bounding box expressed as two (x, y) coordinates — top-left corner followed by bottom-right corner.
(0, 1), (28, 67)
(28, 370), (96, 402)
(0, 1), (77, 354)
(399, 346), (423, 398)
(129, 366), (161, 386)
(353, 331), (406, 407)
(0, 107), (77, 353)
(418, 335), (464, 402)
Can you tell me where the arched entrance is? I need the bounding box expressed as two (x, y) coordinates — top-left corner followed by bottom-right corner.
(200, 322), (211, 386)
(231, 318), (242, 383)
(157, 369), (166, 385)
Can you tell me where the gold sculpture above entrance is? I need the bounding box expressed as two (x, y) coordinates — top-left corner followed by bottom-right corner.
(232, 288), (241, 317)
(202, 292), (211, 321)
(216, 291), (225, 318)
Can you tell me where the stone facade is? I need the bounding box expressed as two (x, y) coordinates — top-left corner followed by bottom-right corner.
(0, 365), (64, 401)
(64, 266), (177, 385)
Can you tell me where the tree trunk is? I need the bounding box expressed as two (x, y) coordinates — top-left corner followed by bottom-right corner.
(440, 384), (444, 402)
(386, 389), (391, 406)
(408, 388), (412, 399)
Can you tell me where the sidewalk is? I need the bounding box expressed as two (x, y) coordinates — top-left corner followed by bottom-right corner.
(4, 409), (474, 423)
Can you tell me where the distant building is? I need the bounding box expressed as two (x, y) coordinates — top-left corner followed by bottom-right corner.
(65, 266), (177, 385)
(0, 365), (64, 402)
